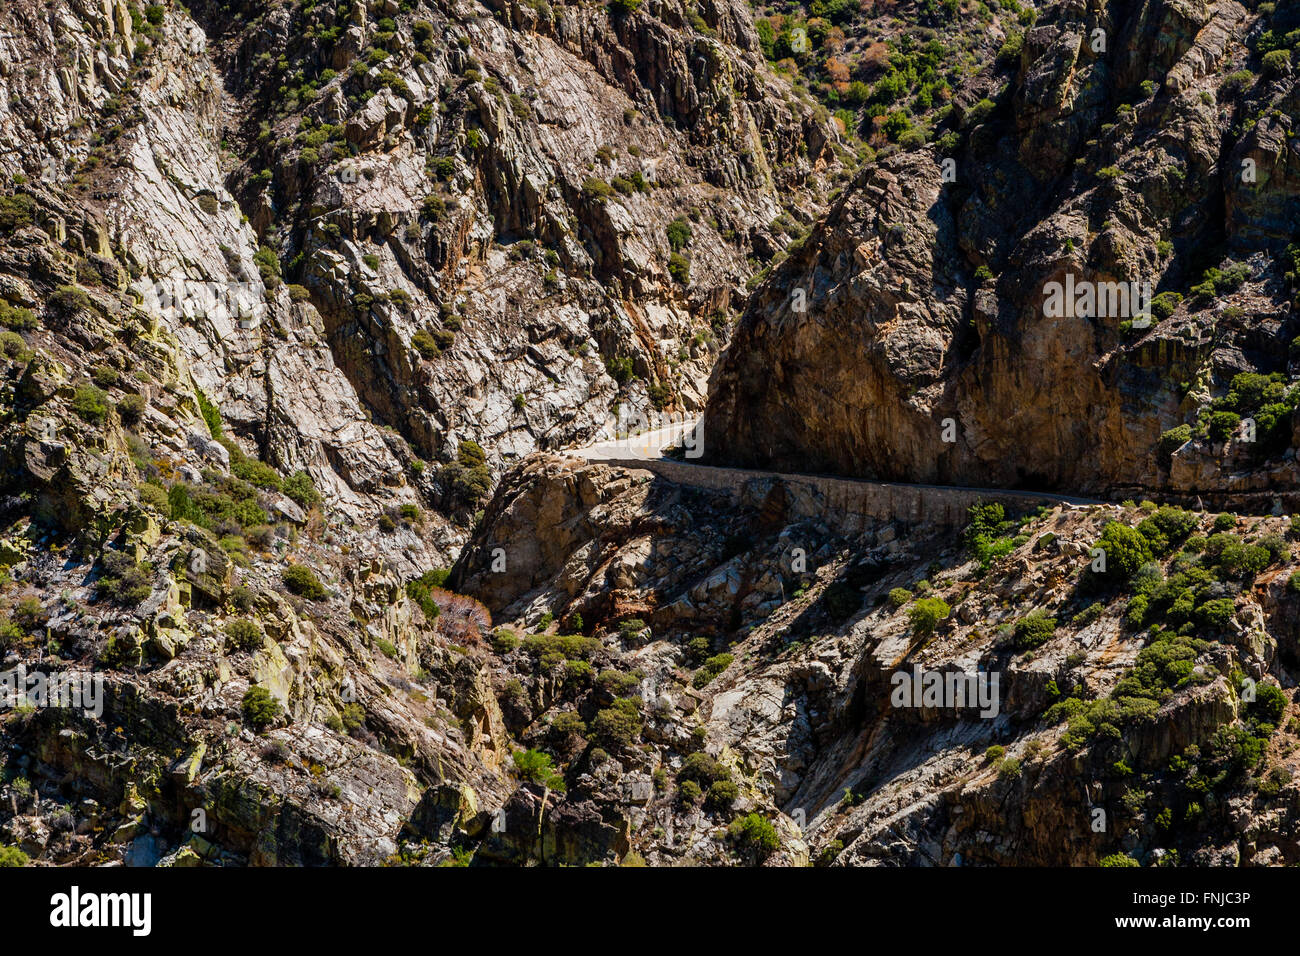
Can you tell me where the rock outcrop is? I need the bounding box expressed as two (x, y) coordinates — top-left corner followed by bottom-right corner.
(705, 0), (1300, 501)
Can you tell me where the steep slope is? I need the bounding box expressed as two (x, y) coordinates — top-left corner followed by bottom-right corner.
(450, 455), (1300, 866)
(705, 0), (1300, 503)
(190, 0), (842, 487)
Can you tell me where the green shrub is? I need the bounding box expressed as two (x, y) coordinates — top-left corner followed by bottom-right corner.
(1249, 682), (1287, 728)
(1214, 540), (1270, 578)
(667, 252), (690, 284)
(116, 393), (146, 425)
(97, 551), (152, 605)
(338, 702), (366, 733)
(1207, 410), (1242, 442)
(1054, 629), (1212, 748)
(888, 587), (913, 607)
(1190, 262), (1250, 303)
(582, 178), (614, 201)
(242, 686), (282, 730)
(71, 384), (109, 423)
(1157, 424), (1192, 464)
(412, 329), (442, 359)
(618, 618), (647, 639)
(224, 618), (263, 652)
(282, 564), (327, 599)
(1013, 611), (1056, 650)
(523, 633), (601, 661)
(195, 389), (223, 438)
(90, 365), (119, 388)
(605, 356), (635, 385)
(232, 455), (282, 492)
(908, 597), (950, 636)
(1090, 521), (1153, 584)
(1195, 597), (1236, 630)
(406, 569), (448, 620)
(680, 752), (731, 787)
(420, 195), (445, 221)
(0, 193), (36, 233)
(590, 697), (643, 750)
(705, 779), (738, 811)
(253, 246), (281, 287)
(692, 652), (734, 688)
(728, 813), (780, 861)
(1263, 48), (1293, 77)
(1151, 291), (1183, 321)
(1098, 853), (1140, 867)
(964, 97), (996, 127)
(964, 502), (1016, 569)
(597, 668), (642, 697)
(283, 470), (321, 509)
(1137, 506), (1198, 556)
(550, 711), (585, 741)
(441, 441), (492, 506)
(1072, 602), (1103, 627)
(512, 748), (561, 786)
(0, 845), (29, 867)
(0, 302), (37, 331)
(666, 217), (692, 251)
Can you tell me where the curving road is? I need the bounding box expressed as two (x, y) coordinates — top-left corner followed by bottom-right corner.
(568, 417), (1107, 528)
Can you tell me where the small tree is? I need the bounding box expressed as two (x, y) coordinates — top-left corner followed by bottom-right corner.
(665, 217), (692, 251)
(242, 686), (282, 730)
(512, 748), (555, 784)
(728, 813), (780, 862)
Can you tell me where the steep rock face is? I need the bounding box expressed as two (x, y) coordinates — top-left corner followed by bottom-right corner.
(0, 540), (514, 866)
(450, 455), (1300, 867)
(0, 0), (842, 575)
(189, 0), (840, 487)
(0, 0), (450, 568)
(704, 0), (1300, 499)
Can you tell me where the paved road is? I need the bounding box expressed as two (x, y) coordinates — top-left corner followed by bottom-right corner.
(570, 418), (703, 463)
(569, 417), (1106, 513)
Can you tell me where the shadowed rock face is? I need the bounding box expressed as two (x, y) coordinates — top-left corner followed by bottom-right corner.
(705, 0), (1300, 500)
(445, 453), (1300, 867)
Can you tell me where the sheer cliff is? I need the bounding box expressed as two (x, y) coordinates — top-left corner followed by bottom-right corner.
(705, 0), (1300, 504)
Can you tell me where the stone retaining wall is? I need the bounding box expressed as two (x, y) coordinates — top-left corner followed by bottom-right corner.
(579, 456), (1102, 530)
